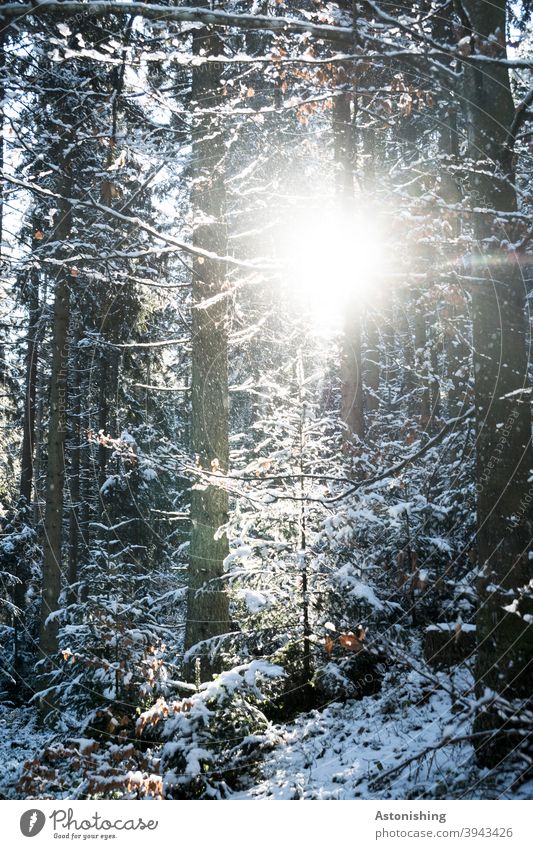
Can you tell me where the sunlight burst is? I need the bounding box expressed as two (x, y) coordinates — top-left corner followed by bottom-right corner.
(280, 207), (387, 327)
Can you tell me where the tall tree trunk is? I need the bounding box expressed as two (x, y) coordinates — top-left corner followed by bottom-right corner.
(334, 92), (365, 444)
(341, 303), (365, 444)
(400, 115), (435, 428)
(439, 106), (469, 418)
(14, 244), (40, 671)
(67, 325), (82, 603)
(33, 314), (47, 525)
(79, 362), (92, 603)
(39, 180), (73, 664)
(19, 244), (40, 504)
(362, 95), (380, 414)
(184, 18), (231, 680)
(463, 0), (533, 765)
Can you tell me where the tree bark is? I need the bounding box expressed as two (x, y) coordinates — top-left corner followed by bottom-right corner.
(184, 17), (231, 680)
(462, 0), (533, 766)
(19, 241), (40, 504)
(67, 325), (82, 603)
(14, 239), (41, 670)
(39, 180), (73, 664)
(362, 93), (381, 414)
(341, 304), (365, 443)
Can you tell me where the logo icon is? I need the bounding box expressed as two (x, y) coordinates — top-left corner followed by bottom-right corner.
(20, 810), (46, 837)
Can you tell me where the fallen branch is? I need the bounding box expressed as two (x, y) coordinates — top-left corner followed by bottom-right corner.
(369, 728), (524, 790)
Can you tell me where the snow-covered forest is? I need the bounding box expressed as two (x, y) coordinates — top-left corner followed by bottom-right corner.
(0, 0), (531, 802)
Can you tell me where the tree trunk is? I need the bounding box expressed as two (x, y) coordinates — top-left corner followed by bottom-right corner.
(78, 362), (92, 603)
(32, 309), (47, 525)
(341, 304), (365, 443)
(39, 180), (73, 664)
(334, 92), (365, 444)
(19, 248), (40, 504)
(462, 0), (533, 765)
(362, 96), (380, 414)
(431, 97), (468, 419)
(14, 246), (40, 670)
(184, 18), (231, 680)
(67, 326), (82, 603)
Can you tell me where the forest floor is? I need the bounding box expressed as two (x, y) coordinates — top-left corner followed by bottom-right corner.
(0, 703), (50, 799)
(0, 667), (530, 800)
(235, 667), (533, 801)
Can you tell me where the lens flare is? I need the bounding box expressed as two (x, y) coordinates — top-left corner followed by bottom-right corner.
(279, 205), (387, 328)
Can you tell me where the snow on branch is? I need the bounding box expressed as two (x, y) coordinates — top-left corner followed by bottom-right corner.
(0, 2), (354, 43)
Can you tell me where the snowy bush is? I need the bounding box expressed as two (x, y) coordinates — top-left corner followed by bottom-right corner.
(137, 660), (285, 798)
(18, 738), (162, 800)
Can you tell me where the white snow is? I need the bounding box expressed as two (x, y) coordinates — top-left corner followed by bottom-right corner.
(239, 589), (269, 613)
(232, 666), (529, 800)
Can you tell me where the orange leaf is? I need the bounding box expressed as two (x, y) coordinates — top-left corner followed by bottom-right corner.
(339, 632), (364, 653)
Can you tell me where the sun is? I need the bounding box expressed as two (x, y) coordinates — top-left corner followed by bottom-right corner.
(279, 204), (387, 327)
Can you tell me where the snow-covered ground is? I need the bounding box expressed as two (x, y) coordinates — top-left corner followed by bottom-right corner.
(234, 669), (533, 801)
(0, 704), (50, 799)
(0, 668), (530, 801)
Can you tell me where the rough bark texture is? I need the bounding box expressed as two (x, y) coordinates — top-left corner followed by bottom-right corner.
(184, 20), (231, 680)
(463, 0), (533, 765)
(14, 249), (40, 668)
(19, 252), (40, 504)
(67, 326), (82, 603)
(39, 183), (72, 664)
